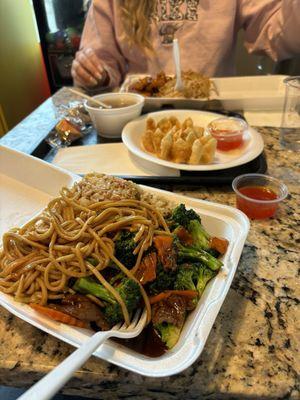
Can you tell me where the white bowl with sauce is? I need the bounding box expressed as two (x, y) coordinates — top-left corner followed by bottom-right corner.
(85, 93), (145, 138)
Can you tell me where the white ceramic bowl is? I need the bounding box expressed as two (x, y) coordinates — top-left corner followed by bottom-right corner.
(85, 92), (144, 138)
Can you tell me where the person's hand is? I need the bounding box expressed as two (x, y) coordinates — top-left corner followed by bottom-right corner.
(71, 48), (108, 88)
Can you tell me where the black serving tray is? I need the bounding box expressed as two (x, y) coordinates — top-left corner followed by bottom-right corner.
(119, 152), (267, 185)
(32, 109), (267, 187)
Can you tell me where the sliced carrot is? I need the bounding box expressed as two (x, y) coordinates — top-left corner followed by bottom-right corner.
(174, 226), (193, 246)
(149, 290), (198, 304)
(153, 235), (176, 270)
(149, 292), (171, 304)
(210, 237), (229, 255)
(135, 252), (157, 285)
(29, 303), (89, 329)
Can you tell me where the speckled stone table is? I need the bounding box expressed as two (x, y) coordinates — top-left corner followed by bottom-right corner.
(0, 89), (299, 400)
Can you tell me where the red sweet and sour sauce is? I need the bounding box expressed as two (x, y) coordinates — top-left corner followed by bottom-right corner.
(208, 118), (247, 152)
(236, 186), (279, 219)
(213, 130), (244, 151)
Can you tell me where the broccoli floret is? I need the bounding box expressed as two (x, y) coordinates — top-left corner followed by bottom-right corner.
(174, 264), (197, 291)
(109, 272), (125, 285)
(171, 204), (201, 230)
(114, 231), (137, 268)
(188, 219), (210, 250)
(73, 277), (141, 326)
(196, 266), (216, 295)
(188, 220), (221, 257)
(148, 263), (176, 295)
(174, 264), (199, 307)
(154, 323), (182, 349)
(73, 276), (115, 304)
(104, 278), (141, 325)
(171, 205), (220, 256)
(176, 241), (222, 271)
(175, 263), (217, 295)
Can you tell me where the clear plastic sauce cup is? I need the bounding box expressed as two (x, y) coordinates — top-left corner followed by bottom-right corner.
(232, 174), (288, 219)
(206, 117), (248, 151)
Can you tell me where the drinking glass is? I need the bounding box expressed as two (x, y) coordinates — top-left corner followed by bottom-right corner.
(280, 76), (300, 151)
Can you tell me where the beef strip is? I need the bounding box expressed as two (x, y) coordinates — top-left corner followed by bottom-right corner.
(185, 297), (197, 311)
(94, 317), (110, 331)
(49, 294), (110, 330)
(151, 294), (187, 328)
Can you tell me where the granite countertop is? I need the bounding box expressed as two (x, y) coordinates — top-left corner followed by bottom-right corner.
(0, 89), (299, 400)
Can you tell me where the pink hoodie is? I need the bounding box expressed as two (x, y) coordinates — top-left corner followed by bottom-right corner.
(80, 0), (300, 87)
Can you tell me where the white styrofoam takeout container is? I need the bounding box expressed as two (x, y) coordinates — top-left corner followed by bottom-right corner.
(120, 74), (288, 112)
(0, 145), (249, 377)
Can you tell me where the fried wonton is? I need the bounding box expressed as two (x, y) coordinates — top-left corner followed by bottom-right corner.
(160, 131), (173, 160)
(142, 129), (155, 152)
(157, 117), (172, 133)
(182, 117), (193, 130)
(193, 126), (204, 138)
(189, 139), (204, 164)
(146, 117), (156, 132)
(186, 130), (197, 146)
(201, 138), (217, 163)
(172, 138), (191, 163)
(169, 116), (181, 130)
(152, 128), (165, 153)
(141, 116), (216, 165)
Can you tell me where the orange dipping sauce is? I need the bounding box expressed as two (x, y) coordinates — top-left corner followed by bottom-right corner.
(236, 186), (278, 219)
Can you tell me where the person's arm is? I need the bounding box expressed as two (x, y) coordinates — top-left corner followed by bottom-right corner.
(72, 0), (127, 89)
(238, 0), (300, 61)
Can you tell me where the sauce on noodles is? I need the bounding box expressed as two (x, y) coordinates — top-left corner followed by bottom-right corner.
(0, 173), (171, 326)
(0, 173), (227, 355)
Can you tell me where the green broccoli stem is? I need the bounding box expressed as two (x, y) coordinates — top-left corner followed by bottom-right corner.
(174, 265), (197, 291)
(177, 244), (222, 271)
(188, 220), (210, 250)
(73, 276), (142, 326)
(73, 277), (116, 304)
(197, 267), (216, 295)
(154, 323), (182, 349)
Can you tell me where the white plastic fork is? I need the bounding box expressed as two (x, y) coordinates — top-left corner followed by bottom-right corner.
(18, 309), (147, 400)
(173, 39), (184, 92)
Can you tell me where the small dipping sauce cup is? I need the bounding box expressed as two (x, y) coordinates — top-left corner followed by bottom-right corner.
(232, 174), (288, 219)
(206, 117), (247, 151)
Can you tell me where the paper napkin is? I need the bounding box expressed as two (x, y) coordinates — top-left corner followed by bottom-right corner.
(52, 143), (180, 177)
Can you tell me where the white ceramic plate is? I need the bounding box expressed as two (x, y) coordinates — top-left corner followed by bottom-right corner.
(122, 110), (264, 171)
(0, 145), (249, 377)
